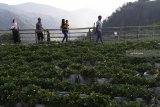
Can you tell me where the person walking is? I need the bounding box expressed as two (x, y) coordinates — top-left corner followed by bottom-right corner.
(36, 17), (44, 43)
(10, 19), (20, 44)
(61, 19), (68, 43)
(96, 15), (103, 43)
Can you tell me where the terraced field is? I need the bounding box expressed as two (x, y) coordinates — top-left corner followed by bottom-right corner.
(0, 41), (160, 107)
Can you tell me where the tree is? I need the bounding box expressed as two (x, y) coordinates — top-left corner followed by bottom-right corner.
(138, 0), (150, 2)
(103, 0), (160, 27)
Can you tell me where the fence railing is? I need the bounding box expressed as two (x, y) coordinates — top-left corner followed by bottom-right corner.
(0, 25), (160, 44)
(0, 27), (93, 44)
(101, 25), (160, 41)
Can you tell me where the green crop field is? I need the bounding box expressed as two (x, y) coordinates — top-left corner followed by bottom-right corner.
(0, 41), (160, 107)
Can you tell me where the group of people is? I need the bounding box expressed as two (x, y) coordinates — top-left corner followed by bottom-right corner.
(36, 18), (69, 43)
(10, 15), (103, 44)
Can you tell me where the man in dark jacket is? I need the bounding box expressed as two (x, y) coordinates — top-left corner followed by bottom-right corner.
(36, 17), (44, 43)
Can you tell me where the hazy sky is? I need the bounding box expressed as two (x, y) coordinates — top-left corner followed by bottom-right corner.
(0, 0), (138, 16)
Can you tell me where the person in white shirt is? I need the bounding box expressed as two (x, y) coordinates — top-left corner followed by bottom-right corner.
(10, 19), (20, 44)
(96, 15), (103, 43)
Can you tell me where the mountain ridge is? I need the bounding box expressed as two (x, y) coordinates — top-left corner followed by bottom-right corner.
(0, 2), (101, 30)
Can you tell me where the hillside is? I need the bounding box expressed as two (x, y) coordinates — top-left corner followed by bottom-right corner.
(0, 4), (34, 30)
(103, 0), (160, 27)
(0, 3), (100, 30)
(0, 41), (160, 106)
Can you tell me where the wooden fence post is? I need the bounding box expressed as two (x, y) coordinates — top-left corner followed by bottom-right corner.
(35, 30), (37, 43)
(152, 26), (155, 40)
(137, 26), (140, 40)
(0, 37), (1, 44)
(119, 27), (123, 41)
(43, 30), (45, 41)
(89, 28), (92, 42)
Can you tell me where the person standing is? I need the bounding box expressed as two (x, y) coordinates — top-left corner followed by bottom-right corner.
(61, 19), (68, 43)
(36, 17), (44, 43)
(96, 15), (103, 43)
(10, 19), (20, 44)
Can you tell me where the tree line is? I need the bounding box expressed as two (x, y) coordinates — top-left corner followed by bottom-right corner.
(103, 0), (160, 28)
